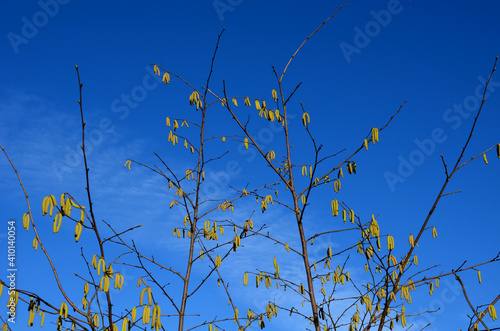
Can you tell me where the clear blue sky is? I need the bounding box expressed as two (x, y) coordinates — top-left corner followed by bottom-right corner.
(1, 1), (499, 330)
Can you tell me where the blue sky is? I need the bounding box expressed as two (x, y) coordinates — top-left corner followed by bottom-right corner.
(1, 1), (500, 330)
